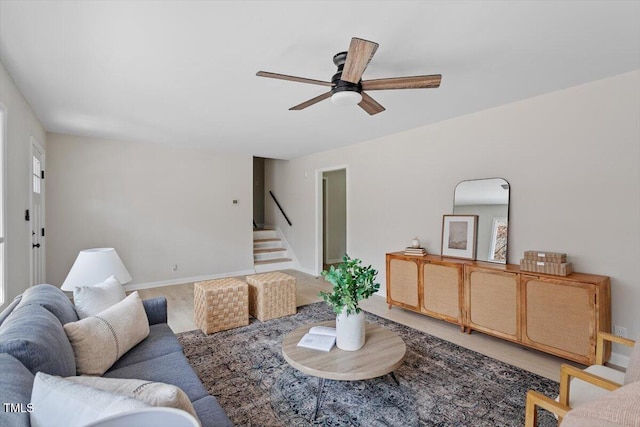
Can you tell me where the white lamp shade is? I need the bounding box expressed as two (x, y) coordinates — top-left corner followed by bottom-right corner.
(61, 248), (132, 291)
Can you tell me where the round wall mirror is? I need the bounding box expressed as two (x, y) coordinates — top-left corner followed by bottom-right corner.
(453, 178), (510, 263)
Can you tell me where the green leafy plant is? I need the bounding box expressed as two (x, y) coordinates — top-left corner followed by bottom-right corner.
(319, 255), (380, 315)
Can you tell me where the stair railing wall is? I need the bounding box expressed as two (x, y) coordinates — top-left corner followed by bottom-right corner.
(269, 191), (292, 226)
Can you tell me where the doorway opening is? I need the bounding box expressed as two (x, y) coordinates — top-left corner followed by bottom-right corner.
(318, 167), (347, 274)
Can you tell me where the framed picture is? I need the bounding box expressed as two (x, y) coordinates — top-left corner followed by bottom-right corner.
(488, 217), (508, 263)
(441, 215), (478, 260)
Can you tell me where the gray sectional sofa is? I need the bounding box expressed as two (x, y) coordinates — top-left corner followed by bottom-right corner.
(0, 284), (232, 427)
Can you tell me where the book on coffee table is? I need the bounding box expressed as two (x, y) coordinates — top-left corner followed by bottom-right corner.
(296, 326), (337, 352)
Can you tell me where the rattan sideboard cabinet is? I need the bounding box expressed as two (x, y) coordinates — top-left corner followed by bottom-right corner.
(386, 252), (611, 364)
(386, 253), (466, 330)
(465, 264), (521, 343)
(386, 254), (421, 311)
(520, 273), (610, 365)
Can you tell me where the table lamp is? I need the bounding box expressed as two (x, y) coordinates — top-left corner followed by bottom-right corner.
(61, 248), (132, 291)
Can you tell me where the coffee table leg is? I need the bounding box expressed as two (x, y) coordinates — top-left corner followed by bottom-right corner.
(390, 372), (400, 386)
(314, 377), (325, 420)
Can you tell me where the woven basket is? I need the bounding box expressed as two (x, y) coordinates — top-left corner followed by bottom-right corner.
(246, 272), (296, 322)
(520, 259), (573, 276)
(194, 278), (249, 334)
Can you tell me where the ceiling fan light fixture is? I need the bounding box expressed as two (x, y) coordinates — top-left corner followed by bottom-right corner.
(257, 37), (441, 115)
(331, 90), (362, 106)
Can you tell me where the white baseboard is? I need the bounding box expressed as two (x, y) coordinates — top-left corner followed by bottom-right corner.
(609, 351), (630, 369)
(295, 265), (320, 277)
(123, 268), (257, 291)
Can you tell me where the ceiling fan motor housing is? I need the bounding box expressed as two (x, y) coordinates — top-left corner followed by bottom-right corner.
(332, 51), (362, 95)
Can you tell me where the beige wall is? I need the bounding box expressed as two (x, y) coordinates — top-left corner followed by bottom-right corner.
(0, 60), (47, 309)
(46, 133), (254, 288)
(265, 71), (640, 364)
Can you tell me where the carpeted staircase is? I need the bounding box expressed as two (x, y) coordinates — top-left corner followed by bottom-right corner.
(253, 227), (293, 272)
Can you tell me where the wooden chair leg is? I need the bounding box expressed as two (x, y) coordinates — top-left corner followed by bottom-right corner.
(524, 391), (538, 427)
(558, 366), (571, 424)
(525, 390), (569, 427)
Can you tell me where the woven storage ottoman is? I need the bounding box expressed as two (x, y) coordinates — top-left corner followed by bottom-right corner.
(194, 278), (249, 334)
(245, 272), (297, 322)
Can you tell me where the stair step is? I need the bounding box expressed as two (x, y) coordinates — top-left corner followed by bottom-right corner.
(254, 258), (292, 265)
(253, 238), (281, 243)
(253, 229), (278, 240)
(254, 247), (286, 254)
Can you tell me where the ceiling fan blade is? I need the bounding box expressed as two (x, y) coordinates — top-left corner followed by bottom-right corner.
(256, 71), (333, 87)
(289, 91), (333, 110)
(358, 92), (385, 115)
(341, 38), (379, 84)
(362, 74), (442, 91)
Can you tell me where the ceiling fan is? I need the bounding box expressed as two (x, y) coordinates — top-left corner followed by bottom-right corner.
(256, 37), (441, 115)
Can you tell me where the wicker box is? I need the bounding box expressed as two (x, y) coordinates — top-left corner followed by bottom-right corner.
(523, 250), (567, 263)
(194, 278), (249, 334)
(245, 272), (297, 322)
(520, 259), (574, 276)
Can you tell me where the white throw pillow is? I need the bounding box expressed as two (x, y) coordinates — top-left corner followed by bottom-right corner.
(64, 291), (150, 375)
(85, 407), (200, 427)
(66, 376), (199, 421)
(30, 372), (150, 427)
(74, 275), (126, 319)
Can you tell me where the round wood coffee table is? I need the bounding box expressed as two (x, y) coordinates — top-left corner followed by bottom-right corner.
(282, 320), (406, 419)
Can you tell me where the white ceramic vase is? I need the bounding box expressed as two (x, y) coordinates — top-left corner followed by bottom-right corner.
(336, 308), (365, 351)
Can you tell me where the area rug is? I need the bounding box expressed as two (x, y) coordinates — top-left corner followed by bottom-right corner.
(177, 303), (558, 426)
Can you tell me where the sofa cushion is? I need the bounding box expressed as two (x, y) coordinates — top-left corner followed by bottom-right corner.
(0, 304), (76, 377)
(64, 292), (150, 375)
(0, 295), (23, 326)
(192, 395), (233, 427)
(30, 372), (150, 427)
(73, 275), (126, 319)
(16, 284), (78, 325)
(108, 323), (183, 371)
(142, 296), (168, 325)
(0, 353), (34, 427)
(104, 351), (209, 402)
(66, 376), (199, 421)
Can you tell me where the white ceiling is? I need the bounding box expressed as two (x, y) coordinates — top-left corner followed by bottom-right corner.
(1, 1), (638, 160)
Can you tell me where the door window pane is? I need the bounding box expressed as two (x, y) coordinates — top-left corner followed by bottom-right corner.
(32, 156), (41, 194)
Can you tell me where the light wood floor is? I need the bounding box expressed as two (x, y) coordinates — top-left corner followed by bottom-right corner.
(137, 269), (579, 382)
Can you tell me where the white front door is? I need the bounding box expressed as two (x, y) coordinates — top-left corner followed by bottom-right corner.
(30, 138), (45, 286)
